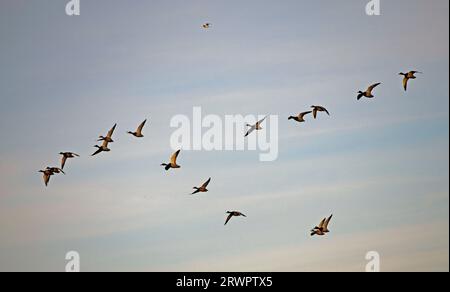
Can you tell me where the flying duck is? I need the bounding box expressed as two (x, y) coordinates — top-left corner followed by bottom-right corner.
(161, 150), (181, 171)
(310, 106), (330, 119)
(399, 71), (422, 91)
(127, 119), (147, 138)
(59, 152), (80, 170)
(245, 116), (268, 137)
(224, 211), (247, 225)
(311, 214), (333, 236)
(192, 178), (211, 195)
(288, 111), (312, 123)
(98, 124), (117, 143)
(357, 83), (381, 100)
(92, 140), (111, 156)
(202, 23), (211, 29)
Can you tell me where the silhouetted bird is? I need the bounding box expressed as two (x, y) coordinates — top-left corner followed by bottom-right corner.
(225, 211), (247, 225)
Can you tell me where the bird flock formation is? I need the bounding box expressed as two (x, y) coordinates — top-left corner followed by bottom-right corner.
(38, 22), (423, 234)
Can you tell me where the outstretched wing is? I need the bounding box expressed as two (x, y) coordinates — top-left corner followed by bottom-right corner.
(201, 178), (211, 188)
(107, 124), (117, 138)
(92, 147), (103, 156)
(318, 218), (326, 229)
(61, 156), (67, 170)
(43, 173), (51, 187)
(224, 213), (234, 225)
(403, 77), (408, 91)
(137, 120), (147, 134)
(299, 111), (312, 119)
(320, 107), (330, 116)
(368, 83), (381, 93)
(324, 214), (333, 229)
(170, 150), (181, 164)
(245, 126), (256, 137)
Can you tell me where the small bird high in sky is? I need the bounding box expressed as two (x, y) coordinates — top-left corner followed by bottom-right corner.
(311, 214), (333, 236)
(224, 211), (247, 225)
(127, 119), (147, 138)
(357, 83), (381, 100)
(202, 23), (211, 29)
(289, 111), (312, 123)
(59, 152), (79, 170)
(311, 106), (330, 119)
(245, 116), (268, 137)
(192, 178), (211, 195)
(161, 150), (181, 171)
(399, 71), (422, 91)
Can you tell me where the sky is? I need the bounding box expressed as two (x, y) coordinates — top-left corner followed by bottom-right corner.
(0, 0), (448, 272)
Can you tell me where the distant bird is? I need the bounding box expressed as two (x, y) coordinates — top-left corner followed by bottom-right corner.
(92, 140), (111, 156)
(202, 23), (211, 29)
(245, 116), (268, 137)
(311, 214), (333, 236)
(46, 167), (65, 175)
(357, 83), (381, 100)
(192, 178), (211, 195)
(127, 119), (147, 138)
(310, 106), (330, 119)
(399, 71), (422, 91)
(59, 152), (80, 170)
(225, 211), (247, 225)
(288, 111), (312, 123)
(161, 150), (181, 171)
(38, 169), (54, 187)
(98, 124), (117, 143)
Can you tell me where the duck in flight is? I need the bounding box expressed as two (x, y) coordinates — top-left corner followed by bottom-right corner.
(399, 71), (422, 91)
(288, 111), (312, 123)
(357, 83), (381, 100)
(161, 150), (181, 171)
(98, 124), (117, 143)
(92, 140), (111, 156)
(311, 106), (330, 119)
(224, 211), (247, 225)
(59, 152), (80, 170)
(311, 214), (333, 236)
(127, 119), (147, 138)
(192, 178), (211, 195)
(202, 23), (211, 29)
(245, 116), (268, 137)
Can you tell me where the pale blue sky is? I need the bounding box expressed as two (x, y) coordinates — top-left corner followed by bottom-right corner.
(0, 0), (448, 271)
